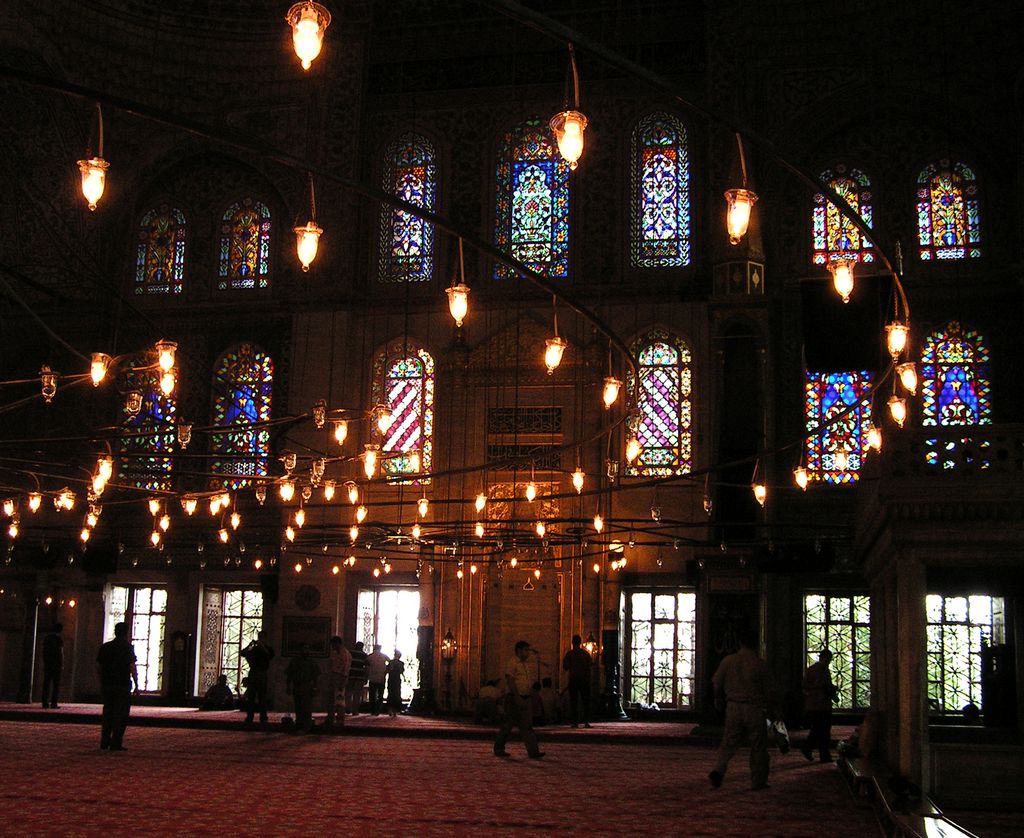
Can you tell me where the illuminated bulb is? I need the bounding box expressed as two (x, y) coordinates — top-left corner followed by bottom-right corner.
(544, 336), (567, 374)
(294, 221), (323, 271)
(446, 283), (470, 327)
(80, 528), (90, 543)
(534, 568), (541, 580)
(44, 596), (53, 606)
(828, 256), (856, 303)
(475, 521), (484, 538)
(90, 353), (111, 386)
(178, 496), (196, 516)
(417, 497), (429, 518)
(220, 492), (231, 509)
(346, 482), (359, 505)
(593, 514), (604, 533)
(2, 499), (12, 517)
(67, 599), (76, 608)
(752, 483), (767, 507)
(294, 508), (306, 528)
(295, 562), (304, 574)
(375, 407), (393, 434)
(78, 157), (109, 210)
(59, 489), (76, 511)
(28, 493), (42, 513)
(535, 521), (546, 538)
(592, 562), (600, 574)
(280, 480), (296, 503)
(412, 523), (421, 540)
(897, 362), (918, 395)
(525, 482), (537, 503)
(254, 559), (264, 570)
(384, 562), (392, 575)
(888, 395), (907, 428)
(323, 480), (336, 501)
(363, 445), (379, 479)
(834, 449), (849, 471)
(159, 514), (170, 532)
(350, 525), (359, 543)
(7, 522), (18, 538)
(625, 437), (641, 464)
(155, 340), (177, 372)
(474, 492), (487, 513)
(285, 526), (296, 542)
(886, 322), (909, 359)
(219, 528), (229, 544)
(793, 466), (808, 491)
(602, 376), (622, 409)
(209, 497), (222, 516)
(231, 511), (241, 530)
(148, 498), (161, 516)
(510, 557), (518, 569)
(867, 425), (883, 452)
(456, 568), (464, 580)
(332, 564), (340, 575)
(159, 371), (175, 396)
(92, 475), (106, 495)
(572, 468), (585, 494)
(287, 1), (331, 70)
(97, 456), (113, 482)
(150, 530), (161, 547)
(355, 505), (367, 524)
(550, 109), (588, 169)
(724, 188), (758, 244)
(346, 555), (356, 566)
(374, 567), (381, 578)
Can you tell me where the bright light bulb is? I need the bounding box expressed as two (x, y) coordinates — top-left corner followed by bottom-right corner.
(285, 526), (296, 543)
(333, 420), (349, 445)
(724, 188), (757, 245)
(209, 497), (222, 516)
(828, 257), (855, 303)
(97, 456), (113, 482)
(280, 480), (296, 503)
(148, 498), (161, 516)
(295, 508), (306, 528)
(535, 521), (546, 538)
(867, 425), (883, 452)
(159, 371), (175, 396)
(475, 521), (484, 538)
(550, 110), (587, 169)
(475, 492), (487, 513)
(418, 497), (429, 518)
(625, 437), (641, 464)
(78, 157), (109, 210)
(412, 523), (421, 539)
(294, 221), (323, 271)
(446, 283), (470, 327)
(346, 555), (356, 567)
(347, 482), (359, 505)
(180, 496), (197, 516)
(572, 468), (585, 494)
(525, 482), (537, 503)
(2, 499), (13, 517)
(7, 522), (18, 538)
(752, 483), (767, 507)
(350, 525), (359, 543)
(159, 514), (170, 532)
(510, 557), (518, 569)
(593, 514), (604, 533)
(27, 493), (42, 513)
(888, 395), (907, 428)
(355, 505), (367, 524)
(897, 363), (918, 395)
(332, 564), (340, 575)
(534, 568), (541, 579)
(219, 528), (230, 544)
(793, 466), (808, 491)
(363, 445), (378, 479)
(155, 340), (177, 372)
(295, 562), (304, 574)
(323, 480), (336, 501)
(288, 1), (330, 70)
(150, 530), (161, 546)
(602, 376), (622, 409)
(593, 562), (601, 574)
(376, 407), (393, 434)
(544, 336), (567, 374)
(80, 527), (90, 543)
(886, 322), (909, 359)
(90, 353), (110, 386)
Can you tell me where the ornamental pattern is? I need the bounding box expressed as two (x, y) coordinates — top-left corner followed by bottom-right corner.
(626, 331), (692, 476)
(804, 371), (873, 484)
(218, 197), (272, 290)
(811, 165), (873, 266)
(136, 205), (186, 294)
(379, 134), (436, 282)
(210, 343), (273, 489)
(631, 114), (691, 267)
(921, 322), (991, 427)
(120, 356), (176, 492)
(372, 346), (434, 481)
(917, 160), (981, 260)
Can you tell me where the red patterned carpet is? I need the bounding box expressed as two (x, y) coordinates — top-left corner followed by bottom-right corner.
(0, 719), (880, 837)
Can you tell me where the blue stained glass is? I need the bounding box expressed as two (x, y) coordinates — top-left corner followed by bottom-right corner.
(811, 166), (873, 267)
(211, 343), (273, 488)
(379, 135), (436, 283)
(921, 323), (991, 427)
(805, 371), (872, 485)
(494, 119), (570, 279)
(917, 161), (982, 261)
(631, 114), (691, 267)
(219, 198), (272, 290)
(626, 331), (692, 476)
(120, 357), (176, 491)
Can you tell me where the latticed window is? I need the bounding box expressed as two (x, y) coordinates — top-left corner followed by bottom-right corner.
(379, 134), (436, 282)
(372, 344), (434, 481)
(107, 585), (167, 694)
(631, 113), (690, 267)
(811, 165), (873, 266)
(219, 589), (264, 696)
(804, 593), (870, 709)
(119, 356), (175, 492)
(927, 594), (1004, 714)
(357, 587), (421, 701)
(921, 322), (990, 427)
(804, 371), (873, 484)
(494, 118), (570, 279)
(218, 197), (272, 290)
(917, 160), (981, 261)
(626, 331), (692, 476)
(135, 205), (186, 294)
(210, 343), (273, 489)
(624, 590), (696, 708)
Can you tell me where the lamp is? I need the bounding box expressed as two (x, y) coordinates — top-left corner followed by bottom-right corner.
(571, 467), (585, 494)
(549, 44), (588, 170)
(90, 353), (111, 386)
(625, 436), (641, 464)
(602, 376), (622, 409)
(286, 1), (331, 70)
(888, 394), (907, 428)
(294, 174), (323, 271)
(347, 481), (360, 505)
(475, 492), (487, 513)
(582, 633), (598, 657)
(725, 133), (757, 245)
(333, 419), (349, 446)
(752, 482), (767, 507)
(40, 366), (57, 403)
(828, 253), (856, 303)
(77, 105), (109, 211)
(363, 444), (379, 479)
(440, 627), (457, 711)
(867, 425), (883, 453)
(897, 362), (918, 395)
(177, 421), (192, 450)
(793, 465), (808, 491)
(125, 390), (143, 417)
(886, 321), (909, 359)
(446, 238), (471, 327)
(544, 296), (567, 374)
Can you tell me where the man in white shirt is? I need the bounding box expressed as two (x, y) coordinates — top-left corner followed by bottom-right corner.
(366, 644), (390, 715)
(493, 640), (544, 759)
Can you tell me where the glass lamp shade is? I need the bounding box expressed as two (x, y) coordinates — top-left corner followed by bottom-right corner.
(535, 521), (546, 538)
(525, 482), (538, 503)
(90, 353), (111, 386)
(867, 425), (883, 452)
(888, 395), (907, 428)
(159, 371), (176, 396)
(279, 480), (296, 503)
(445, 283), (470, 327)
(571, 468), (585, 494)
(417, 496), (429, 517)
(78, 157), (109, 211)
(40, 367), (57, 403)
(294, 221), (323, 271)
(411, 523), (421, 540)
(97, 456), (114, 482)
(125, 390), (143, 416)
(349, 525), (359, 543)
(323, 480), (336, 501)
(752, 483), (767, 507)
(182, 496), (198, 516)
(897, 362), (918, 395)
(375, 405), (393, 434)
(475, 521), (484, 538)
(355, 505), (367, 524)
(177, 422), (192, 450)
(362, 444), (379, 479)
(625, 437), (641, 464)
(27, 493), (42, 513)
(295, 508), (306, 528)
(333, 419), (349, 445)
(793, 466), (808, 491)
(475, 492), (487, 513)
(593, 513), (604, 533)
(828, 255), (856, 303)
(347, 482), (360, 504)
(886, 322), (909, 359)
(602, 376), (622, 409)
(549, 109), (588, 170)
(724, 188), (757, 245)
(544, 336), (568, 374)
(155, 340), (177, 372)
(286, 1), (331, 70)
(440, 629), (457, 661)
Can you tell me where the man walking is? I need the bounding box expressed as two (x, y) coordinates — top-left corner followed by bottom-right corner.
(708, 627), (774, 790)
(41, 623), (64, 709)
(494, 640), (544, 759)
(241, 631), (275, 728)
(97, 621), (139, 751)
(562, 634), (593, 729)
(802, 649), (837, 762)
(366, 644), (390, 715)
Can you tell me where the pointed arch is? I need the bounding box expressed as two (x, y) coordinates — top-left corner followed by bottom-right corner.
(631, 113), (691, 267)
(210, 343), (273, 488)
(218, 197), (272, 290)
(494, 118), (570, 279)
(916, 160), (981, 260)
(135, 204), (186, 294)
(811, 165), (873, 266)
(379, 133), (437, 283)
(804, 371), (873, 484)
(372, 342), (434, 481)
(921, 322), (991, 426)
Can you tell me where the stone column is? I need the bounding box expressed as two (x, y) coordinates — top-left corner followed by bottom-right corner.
(896, 558), (928, 786)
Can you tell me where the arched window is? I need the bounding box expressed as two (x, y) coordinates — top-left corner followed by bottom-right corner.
(631, 114), (691, 267)
(210, 343), (273, 488)
(494, 118), (570, 279)
(136, 205), (186, 294)
(812, 165), (873, 266)
(218, 198), (272, 290)
(626, 331), (692, 476)
(119, 356), (176, 491)
(921, 322), (991, 426)
(804, 371), (873, 484)
(372, 344), (434, 481)
(379, 134), (436, 283)
(916, 160), (981, 260)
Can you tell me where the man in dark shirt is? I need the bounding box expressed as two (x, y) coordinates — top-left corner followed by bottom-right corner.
(41, 623), (64, 709)
(96, 621), (139, 751)
(241, 631), (275, 728)
(285, 644), (320, 733)
(346, 641), (368, 715)
(562, 634), (593, 729)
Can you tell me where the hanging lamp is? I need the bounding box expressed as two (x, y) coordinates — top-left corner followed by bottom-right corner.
(294, 173), (323, 271)
(549, 43), (588, 170)
(286, 1), (331, 70)
(828, 252), (856, 303)
(77, 104), (109, 211)
(724, 133), (757, 245)
(445, 239), (471, 327)
(544, 296), (567, 374)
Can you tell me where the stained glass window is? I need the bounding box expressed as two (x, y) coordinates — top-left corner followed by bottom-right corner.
(372, 345), (434, 481)
(379, 135), (436, 283)
(927, 594), (1004, 714)
(805, 371), (873, 484)
(218, 198), (272, 290)
(494, 118), (570, 279)
(626, 331), (692, 476)
(804, 593), (871, 709)
(812, 165), (873, 266)
(210, 343), (273, 489)
(631, 114), (690, 267)
(136, 205), (186, 295)
(921, 322), (991, 427)
(625, 590), (697, 708)
(917, 160), (981, 260)
(119, 356), (175, 492)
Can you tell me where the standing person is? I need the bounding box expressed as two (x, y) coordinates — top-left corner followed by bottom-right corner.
(494, 640), (544, 759)
(366, 644), (390, 715)
(346, 641), (368, 715)
(241, 631), (275, 729)
(41, 623), (64, 709)
(801, 649), (837, 763)
(562, 634), (593, 729)
(708, 627), (774, 790)
(386, 650), (405, 717)
(285, 644), (320, 733)
(96, 621), (139, 751)
(324, 636), (351, 730)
